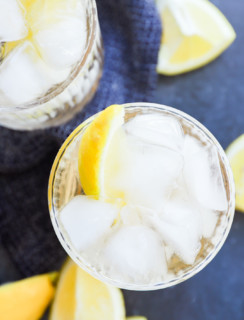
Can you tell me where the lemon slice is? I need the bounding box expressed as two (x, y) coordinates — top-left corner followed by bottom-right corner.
(226, 135), (244, 212)
(50, 259), (125, 320)
(156, 0), (236, 75)
(0, 272), (57, 320)
(78, 104), (124, 198)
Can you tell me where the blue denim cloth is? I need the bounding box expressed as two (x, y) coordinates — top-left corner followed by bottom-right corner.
(0, 0), (161, 276)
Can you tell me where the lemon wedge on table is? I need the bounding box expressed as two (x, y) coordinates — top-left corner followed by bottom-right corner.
(78, 104), (124, 198)
(156, 0), (236, 75)
(0, 272), (57, 320)
(49, 259), (125, 320)
(226, 135), (244, 212)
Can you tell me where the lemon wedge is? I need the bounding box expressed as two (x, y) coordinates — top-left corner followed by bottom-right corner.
(50, 259), (125, 320)
(0, 272), (57, 320)
(156, 0), (236, 75)
(226, 135), (244, 212)
(78, 104), (124, 198)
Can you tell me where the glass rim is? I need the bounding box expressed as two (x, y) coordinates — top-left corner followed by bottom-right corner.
(0, 0), (98, 111)
(48, 102), (235, 291)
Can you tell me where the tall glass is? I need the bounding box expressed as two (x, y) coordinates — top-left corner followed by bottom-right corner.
(0, 0), (103, 130)
(48, 102), (235, 290)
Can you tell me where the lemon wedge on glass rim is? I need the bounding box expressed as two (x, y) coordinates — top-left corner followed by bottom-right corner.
(156, 0), (236, 75)
(226, 135), (244, 212)
(78, 104), (124, 198)
(50, 259), (125, 320)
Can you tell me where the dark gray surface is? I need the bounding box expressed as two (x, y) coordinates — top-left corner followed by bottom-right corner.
(0, 0), (244, 319)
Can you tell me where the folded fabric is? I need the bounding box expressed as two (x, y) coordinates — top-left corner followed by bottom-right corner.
(0, 0), (162, 276)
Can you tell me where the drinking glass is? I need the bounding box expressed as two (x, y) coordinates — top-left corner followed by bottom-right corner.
(48, 102), (235, 290)
(0, 0), (103, 130)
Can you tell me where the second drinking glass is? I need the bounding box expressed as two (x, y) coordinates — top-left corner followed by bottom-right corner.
(0, 0), (103, 130)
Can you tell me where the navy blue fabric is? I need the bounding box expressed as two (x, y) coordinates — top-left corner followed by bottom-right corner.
(0, 0), (162, 276)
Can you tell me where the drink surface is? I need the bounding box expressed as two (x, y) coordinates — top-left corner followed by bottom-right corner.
(50, 105), (233, 288)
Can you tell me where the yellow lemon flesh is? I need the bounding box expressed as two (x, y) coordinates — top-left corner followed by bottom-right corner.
(50, 259), (125, 320)
(226, 135), (244, 212)
(78, 104), (125, 198)
(0, 272), (57, 320)
(156, 0), (236, 75)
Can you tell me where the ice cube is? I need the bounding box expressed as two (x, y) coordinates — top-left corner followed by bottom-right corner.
(33, 15), (87, 69)
(162, 198), (202, 234)
(169, 172), (192, 202)
(44, 63), (71, 84)
(149, 198), (202, 265)
(102, 226), (166, 283)
(111, 135), (184, 210)
(157, 221), (200, 265)
(183, 134), (203, 155)
(120, 205), (142, 225)
(184, 143), (228, 211)
(0, 0), (27, 42)
(29, 0), (84, 24)
(170, 169), (219, 239)
(0, 41), (54, 105)
(105, 122), (184, 210)
(59, 195), (118, 252)
(164, 245), (174, 262)
(200, 208), (219, 238)
(124, 113), (184, 151)
(120, 204), (155, 225)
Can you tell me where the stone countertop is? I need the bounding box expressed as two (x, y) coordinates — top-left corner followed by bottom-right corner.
(0, 0), (244, 319)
